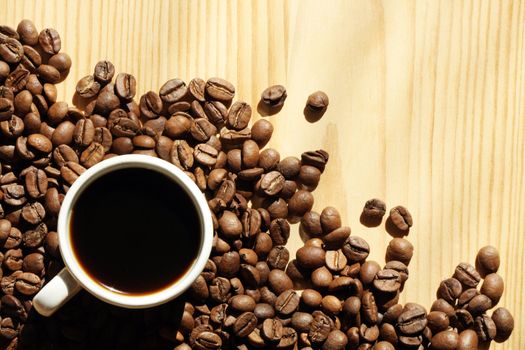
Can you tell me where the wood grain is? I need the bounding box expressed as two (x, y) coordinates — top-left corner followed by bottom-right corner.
(1, 0), (523, 348)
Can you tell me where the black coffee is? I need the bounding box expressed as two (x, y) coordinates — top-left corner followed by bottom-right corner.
(70, 167), (201, 295)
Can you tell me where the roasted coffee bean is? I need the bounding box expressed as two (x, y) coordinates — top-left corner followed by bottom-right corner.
(321, 295), (342, 315)
(80, 142), (105, 168)
(361, 291), (378, 325)
(38, 28), (61, 54)
(218, 251), (240, 278)
(458, 288), (480, 307)
(427, 311), (449, 334)
(113, 72), (136, 100)
(311, 266), (333, 288)
(290, 312), (313, 333)
(397, 308), (427, 335)
(0, 97), (14, 121)
(297, 165), (321, 190)
(385, 238), (414, 265)
(194, 331), (222, 350)
(24, 167), (47, 198)
(206, 77), (235, 101)
(2, 183), (27, 206)
(475, 245), (500, 277)
(230, 294), (256, 313)
(360, 324), (380, 343)
(261, 318), (283, 343)
(361, 199), (387, 225)
(37, 64), (61, 83)
(269, 218), (290, 245)
(275, 289), (299, 316)
(194, 143), (218, 166)
(342, 236), (370, 262)
(240, 264), (261, 289)
(219, 210), (242, 238)
(21, 201), (45, 224)
(60, 161), (86, 185)
(268, 269), (293, 294)
(15, 272), (40, 295)
(191, 118), (217, 142)
(467, 294), (492, 315)
(480, 273), (504, 305)
(4, 248), (23, 271)
(296, 246), (326, 269)
(17, 20), (39, 45)
(159, 78), (187, 104)
(300, 211), (323, 238)
(325, 250), (347, 272)
(93, 126), (113, 152)
(323, 226), (350, 250)
(0, 37), (23, 63)
(457, 329), (479, 350)
(253, 303), (275, 320)
(226, 101), (251, 130)
(260, 171), (285, 196)
(430, 330), (459, 350)
(209, 277), (231, 303)
(374, 269), (401, 293)
(251, 119), (273, 148)
(436, 278), (462, 304)
(474, 314), (497, 342)
(454, 262), (481, 288)
(5, 66), (30, 93)
(22, 252), (44, 275)
(51, 120), (75, 145)
(261, 85), (287, 107)
(76, 75), (100, 98)
(267, 246), (289, 270)
(277, 327), (297, 349)
(320, 206), (341, 233)
(358, 260), (381, 286)
(455, 309), (474, 331)
(492, 307), (514, 343)
(309, 312), (332, 344)
(306, 91), (329, 111)
(53, 144), (79, 166)
(73, 118), (95, 147)
(233, 312), (257, 337)
(301, 288), (323, 308)
(288, 190), (314, 219)
(170, 140), (194, 170)
(139, 91), (163, 119)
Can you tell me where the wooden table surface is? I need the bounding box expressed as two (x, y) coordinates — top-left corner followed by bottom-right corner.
(1, 0), (523, 348)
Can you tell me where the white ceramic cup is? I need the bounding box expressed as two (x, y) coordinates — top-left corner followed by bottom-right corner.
(33, 154), (213, 316)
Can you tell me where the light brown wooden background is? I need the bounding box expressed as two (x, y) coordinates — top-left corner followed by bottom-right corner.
(1, 0), (523, 348)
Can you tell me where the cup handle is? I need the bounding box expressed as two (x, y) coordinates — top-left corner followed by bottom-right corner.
(33, 268), (82, 316)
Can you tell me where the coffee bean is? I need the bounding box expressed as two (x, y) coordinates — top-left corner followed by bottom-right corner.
(206, 77), (235, 101)
(191, 118), (217, 142)
(430, 330), (458, 350)
(17, 20), (38, 45)
(194, 331), (222, 350)
(475, 245), (500, 277)
(251, 119), (273, 148)
(361, 291), (378, 325)
(321, 295), (342, 315)
(60, 161), (86, 185)
(194, 143), (218, 167)
(427, 311), (449, 334)
(309, 311), (332, 344)
(233, 312), (257, 337)
(269, 218), (290, 245)
(277, 327), (297, 349)
(374, 269), (401, 293)
(38, 28), (61, 54)
(324, 250), (347, 272)
(474, 314), (497, 342)
(288, 190), (314, 219)
(342, 236), (370, 262)
(239, 264), (261, 289)
(159, 78), (187, 104)
(467, 294), (492, 316)
(5, 66), (29, 93)
(274, 289), (299, 316)
(436, 278), (463, 304)
(453, 262), (481, 288)
(360, 199), (387, 227)
(261, 85), (287, 107)
(51, 120), (75, 145)
(480, 273), (504, 305)
(80, 142), (105, 168)
(15, 272), (41, 295)
(0, 97), (14, 121)
(0, 37), (23, 64)
(114, 73), (136, 100)
(76, 75), (100, 98)
(455, 309), (474, 331)
(267, 246), (289, 270)
(2, 183), (27, 206)
(296, 246), (326, 269)
(21, 201), (45, 224)
(226, 101), (251, 130)
(397, 308), (427, 335)
(217, 251), (240, 278)
(37, 64), (61, 83)
(385, 238), (413, 265)
(218, 211), (242, 239)
(53, 144), (79, 167)
(306, 91), (329, 111)
(491, 307), (514, 343)
(261, 318), (283, 343)
(230, 294), (256, 313)
(323, 226), (351, 250)
(457, 329), (478, 350)
(298, 165), (321, 190)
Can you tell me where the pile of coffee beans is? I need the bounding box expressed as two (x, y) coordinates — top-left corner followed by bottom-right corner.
(0, 19), (515, 349)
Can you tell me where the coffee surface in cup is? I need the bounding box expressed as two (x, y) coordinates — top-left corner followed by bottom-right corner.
(70, 167), (201, 295)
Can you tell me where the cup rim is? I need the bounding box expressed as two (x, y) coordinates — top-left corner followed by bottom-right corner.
(57, 154), (213, 308)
